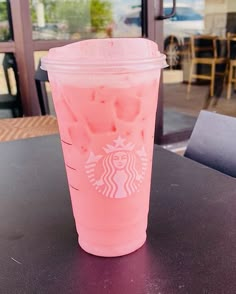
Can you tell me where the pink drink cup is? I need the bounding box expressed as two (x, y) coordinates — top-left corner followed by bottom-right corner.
(42, 38), (167, 257)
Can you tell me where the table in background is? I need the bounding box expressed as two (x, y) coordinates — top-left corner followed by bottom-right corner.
(0, 116), (58, 142)
(0, 135), (236, 294)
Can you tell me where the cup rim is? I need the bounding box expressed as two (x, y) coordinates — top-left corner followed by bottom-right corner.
(41, 54), (168, 73)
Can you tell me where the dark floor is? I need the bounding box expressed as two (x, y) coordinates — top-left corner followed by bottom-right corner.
(164, 108), (197, 134)
(163, 82), (236, 135)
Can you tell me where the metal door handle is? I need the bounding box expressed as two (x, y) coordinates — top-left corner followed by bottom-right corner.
(155, 0), (176, 20)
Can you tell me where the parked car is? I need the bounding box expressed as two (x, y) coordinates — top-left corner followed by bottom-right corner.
(163, 5), (204, 68)
(121, 4), (204, 68)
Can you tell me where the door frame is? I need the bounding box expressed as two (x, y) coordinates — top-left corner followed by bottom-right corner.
(147, 0), (193, 144)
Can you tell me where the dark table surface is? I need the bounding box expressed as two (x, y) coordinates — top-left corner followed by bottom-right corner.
(0, 135), (236, 294)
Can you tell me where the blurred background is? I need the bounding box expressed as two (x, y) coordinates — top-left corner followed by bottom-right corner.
(0, 0), (236, 144)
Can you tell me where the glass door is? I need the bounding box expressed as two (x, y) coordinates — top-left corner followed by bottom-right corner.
(1, 0), (169, 126)
(8, 0), (236, 143)
(162, 0), (205, 143)
(162, 0), (236, 144)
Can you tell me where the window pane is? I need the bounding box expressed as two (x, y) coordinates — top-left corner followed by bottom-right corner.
(0, 0), (11, 41)
(30, 0), (142, 40)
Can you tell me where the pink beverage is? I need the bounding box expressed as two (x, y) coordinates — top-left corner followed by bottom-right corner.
(41, 38), (167, 257)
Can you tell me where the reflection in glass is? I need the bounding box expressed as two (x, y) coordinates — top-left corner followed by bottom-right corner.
(30, 0), (142, 40)
(163, 0), (205, 136)
(0, 0), (11, 41)
(163, 0), (236, 141)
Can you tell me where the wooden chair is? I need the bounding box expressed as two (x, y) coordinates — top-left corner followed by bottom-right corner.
(187, 35), (227, 98)
(184, 110), (236, 177)
(226, 33), (236, 99)
(1, 53), (22, 117)
(35, 60), (50, 115)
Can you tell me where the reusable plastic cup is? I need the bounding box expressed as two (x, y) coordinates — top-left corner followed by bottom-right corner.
(41, 38), (167, 257)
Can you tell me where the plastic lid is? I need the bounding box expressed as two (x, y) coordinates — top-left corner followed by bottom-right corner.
(41, 38), (167, 73)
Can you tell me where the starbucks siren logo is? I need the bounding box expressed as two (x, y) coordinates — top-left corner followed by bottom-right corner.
(85, 136), (148, 198)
